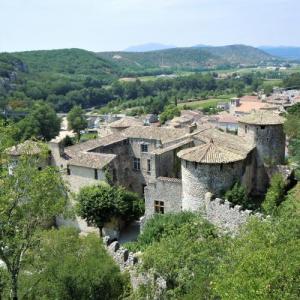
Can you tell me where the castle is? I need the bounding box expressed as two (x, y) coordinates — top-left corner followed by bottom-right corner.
(8, 111), (286, 227)
(49, 111), (286, 220)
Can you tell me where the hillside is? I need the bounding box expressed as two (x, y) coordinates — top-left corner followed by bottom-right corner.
(0, 49), (120, 111)
(259, 46), (300, 60)
(0, 53), (27, 94)
(97, 45), (277, 73)
(13, 48), (119, 79)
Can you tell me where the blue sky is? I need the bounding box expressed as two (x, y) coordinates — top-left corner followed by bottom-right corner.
(0, 0), (299, 52)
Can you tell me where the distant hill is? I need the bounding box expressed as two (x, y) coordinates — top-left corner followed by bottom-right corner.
(124, 43), (176, 52)
(97, 45), (277, 73)
(13, 48), (119, 79)
(259, 46), (300, 60)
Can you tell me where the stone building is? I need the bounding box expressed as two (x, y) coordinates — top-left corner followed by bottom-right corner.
(48, 111), (285, 218)
(7, 111), (287, 233)
(144, 111), (286, 217)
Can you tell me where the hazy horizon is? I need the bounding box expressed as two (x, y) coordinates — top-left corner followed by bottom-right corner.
(1, 0), (299, 53)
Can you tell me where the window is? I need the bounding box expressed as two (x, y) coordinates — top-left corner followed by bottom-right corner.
(112, 168), (117, 181)
(94, 169), (98, 180)
(141, 144), (148, 153)
(245, 125), (248, 133)
(142, 184), (146, 196)
(260, 125), (266, 130)
(133, 157), (141, 170)
(154, 201), (164, 214)
(67, 167), (71, 175)
(147, 159), (151, 174)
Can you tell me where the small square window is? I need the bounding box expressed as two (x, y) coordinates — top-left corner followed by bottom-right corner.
(141, 144), (148, 153)
(154, 200), (164, 214)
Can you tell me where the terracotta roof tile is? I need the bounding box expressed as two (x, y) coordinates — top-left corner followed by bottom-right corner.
(177, 139), (245, 164)
(238, 111), (285, 125)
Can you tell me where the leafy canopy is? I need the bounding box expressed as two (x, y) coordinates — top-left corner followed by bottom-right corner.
(17, 101), (61, 141)
(76, 183), (144, 232)
(212, 185), (300, 300)
(17, 228), (130, 300)
(262, 173), (286, 215)
(0, 146), (68, 300)
(67, 105), (87, 141)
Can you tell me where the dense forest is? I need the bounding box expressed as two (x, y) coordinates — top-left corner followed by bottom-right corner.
(0, 46), (295, 116)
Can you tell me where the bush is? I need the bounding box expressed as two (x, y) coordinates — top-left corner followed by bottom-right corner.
(225, 182), (249, 208)
(135, 213), (226, 299)
(126, 212), (199, 251)
(262, 173), (285, 215)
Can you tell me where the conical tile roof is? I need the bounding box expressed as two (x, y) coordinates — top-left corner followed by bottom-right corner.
(177, 139), (245, 164)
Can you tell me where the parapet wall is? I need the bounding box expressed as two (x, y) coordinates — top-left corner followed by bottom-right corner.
(203, 192), (263, 233)
(102, 236), (166, 295)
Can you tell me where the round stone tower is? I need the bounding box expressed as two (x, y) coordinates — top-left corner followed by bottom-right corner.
(177, 139), (250, 211)
(238, 111), (286, 193)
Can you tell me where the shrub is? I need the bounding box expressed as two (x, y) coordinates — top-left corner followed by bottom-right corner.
(262, 173), (285, 215)
(225, 182), (249, 208)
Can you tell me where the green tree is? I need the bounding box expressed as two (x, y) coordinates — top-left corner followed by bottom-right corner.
(159, 104), (180, 124)
(0, 149), (68, 300)
(225, 182), (249, 208)
(212, 186), (300, 300)
(18, 228), (129, 300)
(67, 106), (88, 141)
(17, 102), (61, 141)
(284, 104), (300, 178)
(76, 183), (144, 236)
(131, 213), (226, 299)
(262, 173), (285, 215)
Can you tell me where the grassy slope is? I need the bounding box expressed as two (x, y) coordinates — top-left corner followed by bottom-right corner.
(97, 45), (277, 72)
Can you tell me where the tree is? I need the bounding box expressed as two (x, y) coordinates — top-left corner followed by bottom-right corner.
(67, 106), (87, 141)
(0, 149), (68, 300)
(130, 212), (226, 299)
(17, 102), (61, 141)
(225, 182), (249, 209)
(159, 104), (180, 124)
(284, 105), (300, 178)
(17, 228), (129, 300)
(212, 187), (300, 300)
(262, 173), (285, 215)
(76, 183), (144, 236)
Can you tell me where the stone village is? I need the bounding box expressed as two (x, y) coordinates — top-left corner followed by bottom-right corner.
(8, 107), (290, 236)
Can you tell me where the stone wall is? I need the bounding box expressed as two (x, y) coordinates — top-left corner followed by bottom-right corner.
(238, 123), (286, 194)
(181, 159), (246, 211)
(68, 165), (105, 181)
(102, 236), (166, 296)
(203, 192), (263, 234)
(144, 177), (182, 217)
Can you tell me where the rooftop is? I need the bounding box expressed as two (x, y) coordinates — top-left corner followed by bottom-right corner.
(177, 139), (246, 164)
(191, 127), (254, 157)
(109, 117), (142, 128)
(68, 152), (116, 169)
(238, 111), (285, 125)
(234, 101), (267, 113)
(7, 140), (44, 156)
(122, 126), (188, 144)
